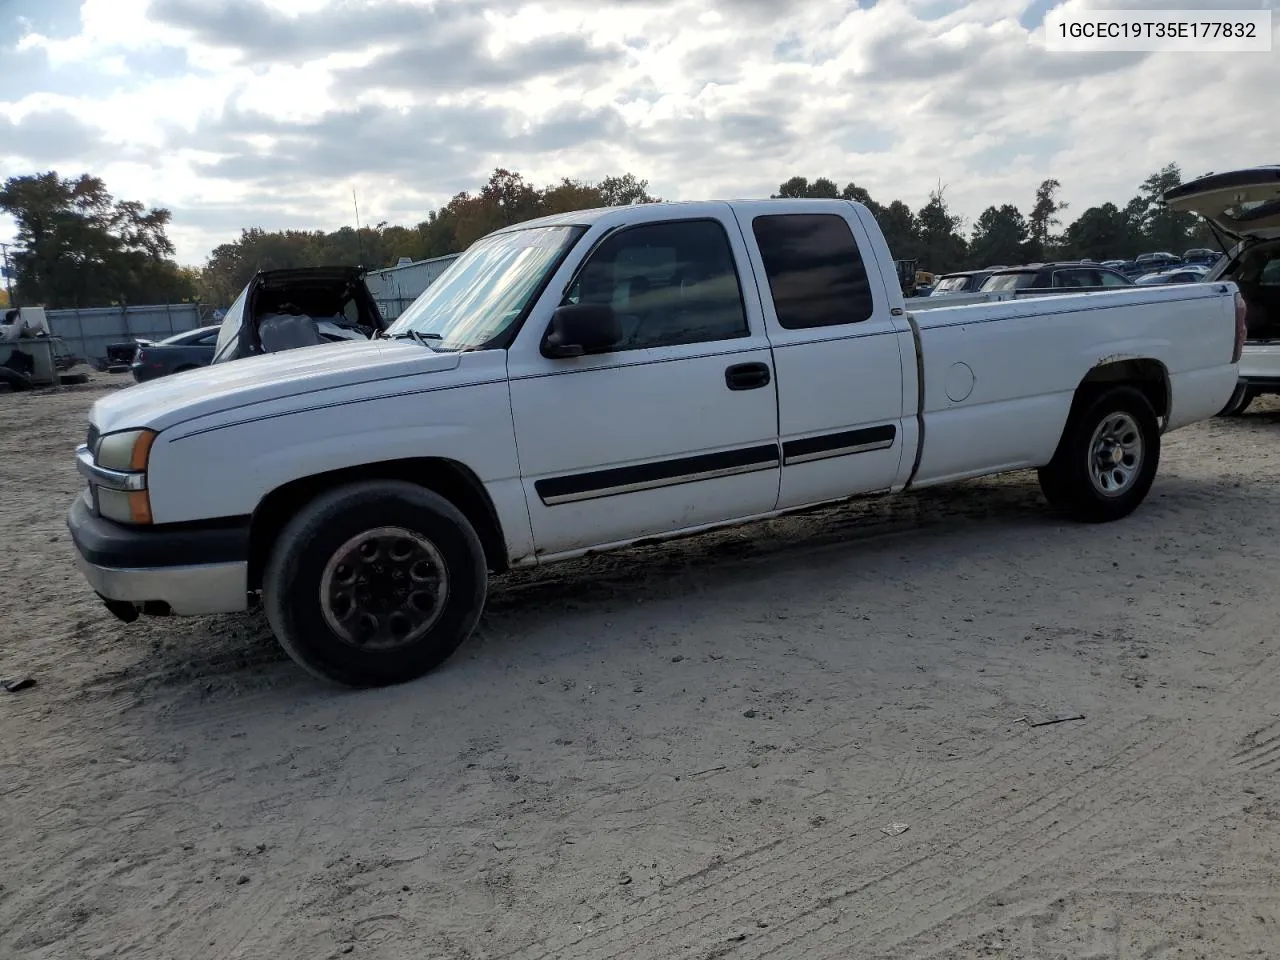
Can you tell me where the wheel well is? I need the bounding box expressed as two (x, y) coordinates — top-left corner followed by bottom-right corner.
(247, 458), (509, 590)
(1070, 358), (1170, 424)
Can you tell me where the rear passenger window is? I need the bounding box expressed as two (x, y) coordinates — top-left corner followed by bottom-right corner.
(751, 214), (874, 329)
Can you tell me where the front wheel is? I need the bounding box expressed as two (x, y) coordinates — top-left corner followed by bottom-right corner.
(1038, 386), (1161, 524)
(263, 480), (488, 687)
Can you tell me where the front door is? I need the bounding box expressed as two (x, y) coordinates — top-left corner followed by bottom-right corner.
(507, 205), (781, 559)
(729, 201), (912, 510)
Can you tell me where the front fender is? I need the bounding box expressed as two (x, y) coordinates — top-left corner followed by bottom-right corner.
(145, 379), (519, 524)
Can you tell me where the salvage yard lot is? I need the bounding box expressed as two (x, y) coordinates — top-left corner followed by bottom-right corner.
(4, 375), (1280, 960)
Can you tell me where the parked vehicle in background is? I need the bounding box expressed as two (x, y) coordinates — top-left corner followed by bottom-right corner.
(1166, 165), (1280, 415)
(1135, 252), (1183, 271)
(67, 197), (1245, 688)
(129, 325), (222, 383)
(929, 267), (1005, 296)
(1134, 265), (1211, 286)
(211, 266), (388, 365)
(1183, 247), (1222, 266)
(980, 262), (1135, 292)
(893, 259), (919, 296)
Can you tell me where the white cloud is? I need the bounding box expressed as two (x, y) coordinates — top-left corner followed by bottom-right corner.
(0, 0), (1277, 265)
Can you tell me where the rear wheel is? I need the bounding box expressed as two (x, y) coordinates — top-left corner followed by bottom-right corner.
(263, 480), (488, 687)
(1038, 386), (1160, 523)
(1217, 382), (1255, 417)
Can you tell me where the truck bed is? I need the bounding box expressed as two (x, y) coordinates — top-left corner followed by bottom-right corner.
(904, 282), (1240, 489)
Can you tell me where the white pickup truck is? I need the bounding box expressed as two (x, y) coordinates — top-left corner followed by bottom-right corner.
(67, 199), (1246, 687)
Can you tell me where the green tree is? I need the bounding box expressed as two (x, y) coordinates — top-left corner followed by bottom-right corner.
(1027, 178), (1068, 260)
(1129, 163), (1199, 253)
(968, 204), (1029, 268)
(195, 168), (661, 304)
(772, 176), (840, 199)
(916, 186), (967, 273)
(1061, 202), (1135, 261)
(877, 200), (920, 260)
(0, 171), (194, 308)
(596, 173), (660, 206)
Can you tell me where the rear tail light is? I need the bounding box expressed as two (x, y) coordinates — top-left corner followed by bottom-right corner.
(135, 349), (147, 364)
(1232, 291), (1247, 363)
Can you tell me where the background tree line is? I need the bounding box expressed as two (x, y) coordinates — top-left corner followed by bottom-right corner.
(1, 162), (1214, 310)
(772, 163), (1212, 274)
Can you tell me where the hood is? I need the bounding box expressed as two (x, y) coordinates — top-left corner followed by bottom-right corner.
(1163, 166), (1280, 242)
(90, 339), (460, 435)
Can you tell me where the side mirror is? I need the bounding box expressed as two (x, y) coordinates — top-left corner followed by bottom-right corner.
(542, 302), (622, 358)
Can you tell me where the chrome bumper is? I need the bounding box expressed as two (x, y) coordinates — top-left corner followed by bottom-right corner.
(75, 554), (249, 616)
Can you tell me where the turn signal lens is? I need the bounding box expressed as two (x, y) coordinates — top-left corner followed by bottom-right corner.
(97, 488), (154, 525)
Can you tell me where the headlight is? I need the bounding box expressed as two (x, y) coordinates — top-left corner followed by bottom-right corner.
(96, 429), (157, 472)
(92, 429), (157, 524)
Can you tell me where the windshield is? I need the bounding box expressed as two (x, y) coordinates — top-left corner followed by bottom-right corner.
(981, 272), (1035, 291)
(385, 225), (584, 350)
(932, 276), (971, 293)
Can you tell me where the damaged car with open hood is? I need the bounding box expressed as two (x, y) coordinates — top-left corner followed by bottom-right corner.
(210, 265), (390, 364)
(1164, 165), (1280, 415)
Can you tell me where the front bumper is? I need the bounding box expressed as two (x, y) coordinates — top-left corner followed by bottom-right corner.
(67, 494), (251, 617)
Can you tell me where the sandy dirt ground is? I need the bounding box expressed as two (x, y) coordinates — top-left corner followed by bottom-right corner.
(3, 373), (1280, 960)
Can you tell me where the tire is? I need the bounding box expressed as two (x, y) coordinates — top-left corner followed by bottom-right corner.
(0, 366), (32, 392)
(173, 365), (197, 375)
(1216, 382), (1254, 417)
(1038, 385), (1161, 524)
(263, 480), (488, 688)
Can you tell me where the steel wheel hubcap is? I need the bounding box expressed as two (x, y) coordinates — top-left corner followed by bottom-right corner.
(1088, 412), (1143, 498)
(320, 526), (449, 650)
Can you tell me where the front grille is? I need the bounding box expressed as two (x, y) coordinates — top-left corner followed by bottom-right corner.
(86, 424), (100, 455)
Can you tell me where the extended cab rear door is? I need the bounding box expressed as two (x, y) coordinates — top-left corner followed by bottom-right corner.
(729, 201), (913, 509)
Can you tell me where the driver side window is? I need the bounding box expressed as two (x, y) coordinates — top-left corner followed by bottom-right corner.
(563, 219), (749, 350)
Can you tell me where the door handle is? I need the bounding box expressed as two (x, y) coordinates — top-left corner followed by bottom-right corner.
(725, 361), (771, 391)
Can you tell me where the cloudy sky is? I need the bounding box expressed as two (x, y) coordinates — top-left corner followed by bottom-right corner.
(1, 0), (1276, 265)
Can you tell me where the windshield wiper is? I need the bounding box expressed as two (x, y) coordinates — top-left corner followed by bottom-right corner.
(390, 330), (443, 348)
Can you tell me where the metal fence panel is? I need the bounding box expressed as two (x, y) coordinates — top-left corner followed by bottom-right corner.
(366, 254), (460, 321)
(45, 303), (204, 361)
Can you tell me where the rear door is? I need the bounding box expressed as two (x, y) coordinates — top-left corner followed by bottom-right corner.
(729, 201), (911, 510)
